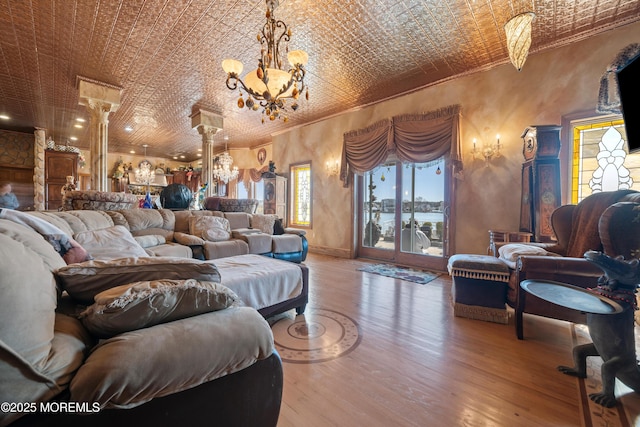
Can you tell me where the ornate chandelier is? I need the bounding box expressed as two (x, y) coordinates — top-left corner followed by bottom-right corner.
(504, 12), (536, 71)
(134, 145), (154, 186)
(213, 143), (239, 183)
(222, 0), (308, 123)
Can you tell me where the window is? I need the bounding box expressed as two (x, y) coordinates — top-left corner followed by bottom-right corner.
(290, 163), (311, 227)
(571, 117), (640, 203)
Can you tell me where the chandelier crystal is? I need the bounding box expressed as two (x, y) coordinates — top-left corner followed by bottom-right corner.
(222, 0), (308, 123)
(504, 12), (535, 71)
(213, 143), (239, 183)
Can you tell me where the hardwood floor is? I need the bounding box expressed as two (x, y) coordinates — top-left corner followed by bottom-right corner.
(275, 253), (640, 427)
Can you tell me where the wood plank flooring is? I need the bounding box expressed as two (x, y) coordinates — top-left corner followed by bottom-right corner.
(275, 253), (640, 427)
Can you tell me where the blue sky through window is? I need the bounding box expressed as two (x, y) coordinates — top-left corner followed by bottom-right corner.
(370, 161), (444, 202)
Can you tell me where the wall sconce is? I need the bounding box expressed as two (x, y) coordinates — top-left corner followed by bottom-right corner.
(471, 135), (501, 166)
(325, 158), (340, 177)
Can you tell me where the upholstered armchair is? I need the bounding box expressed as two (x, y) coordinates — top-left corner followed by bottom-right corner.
(497, 189), (640, 339)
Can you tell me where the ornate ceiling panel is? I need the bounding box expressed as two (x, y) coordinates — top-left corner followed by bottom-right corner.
(0, 0), (638, 161)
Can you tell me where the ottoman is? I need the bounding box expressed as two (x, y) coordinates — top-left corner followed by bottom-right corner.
(447, 254), (510, 324)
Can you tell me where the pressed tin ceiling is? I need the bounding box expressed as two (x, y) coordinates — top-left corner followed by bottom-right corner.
(0, 0), (639, 161)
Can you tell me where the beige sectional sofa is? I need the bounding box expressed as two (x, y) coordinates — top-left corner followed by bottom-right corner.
(0, 209), (305, 426)
(25, 208), (309, 316)
(172, 210), (308, 262)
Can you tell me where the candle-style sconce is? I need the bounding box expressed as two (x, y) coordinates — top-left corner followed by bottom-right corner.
(471, 134), (501, 166)
(325, 158), (340, 177)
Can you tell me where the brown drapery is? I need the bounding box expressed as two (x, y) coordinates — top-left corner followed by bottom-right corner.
(340, 105), (462, 187)
(237, 166), (269, 194)
(340, 119), (392, 187)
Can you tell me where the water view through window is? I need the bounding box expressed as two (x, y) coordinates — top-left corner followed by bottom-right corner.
(363, 159), (445, 257)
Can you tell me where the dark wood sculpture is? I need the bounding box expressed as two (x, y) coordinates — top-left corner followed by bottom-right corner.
(558, 250), (640, 407)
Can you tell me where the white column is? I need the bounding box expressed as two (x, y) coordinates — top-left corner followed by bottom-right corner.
(78, 78), (122, 192)
(191, 109), (223, 198)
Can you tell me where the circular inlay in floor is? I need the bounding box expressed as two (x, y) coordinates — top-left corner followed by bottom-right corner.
(271, 308), (361, 363)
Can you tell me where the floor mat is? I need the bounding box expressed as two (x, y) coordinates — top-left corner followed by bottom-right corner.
(357, 263), (440, 285)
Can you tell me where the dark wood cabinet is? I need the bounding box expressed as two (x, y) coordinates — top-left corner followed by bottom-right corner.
(172, 170), (201, 194)
(519, 125), (562, 242)
(263, 174), (287, 225)
(45, 150), (77, 210)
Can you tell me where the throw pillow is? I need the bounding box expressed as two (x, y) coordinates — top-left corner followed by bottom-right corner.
(63, 238), (92, 264)
(79, 279), (239, 338)
(74, 225), (148, 261)
(189, 216), (231, 242)
(251, 214), (277, 234)
(273, 218), (285, 235)
(498, 243), (550, 262)
(55, 257), (223, 304)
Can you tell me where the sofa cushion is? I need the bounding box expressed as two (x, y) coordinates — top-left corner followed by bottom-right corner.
(55, 257), (222, 304)
(0, 220), (61, 366)
(251, 214), (277, 234)
(272, 234), (303, 254)
(204, 240), (249, 260)
(134, 234), (166, 248)
(212, 254), (303, 310)
(0, 313), (93, 427)
(224, 212), (251, 230)
(80, 279), (239, 338)
(203, 196), (221, 211)
(143, 243), (193, 258)
(189, 216), (231, 242)
(69, 306), (274, 410)
(74, 225), (149, 261)
(173, 210), (222, 234)
(235, 233), (273, 255)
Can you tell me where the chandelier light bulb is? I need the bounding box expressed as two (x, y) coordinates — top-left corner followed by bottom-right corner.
(222, 59), (244, 75)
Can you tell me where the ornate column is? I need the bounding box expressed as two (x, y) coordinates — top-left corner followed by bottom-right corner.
(191, 109), (223, 197)
(77, 77), (122, 192)
(33, 128), (46, 211)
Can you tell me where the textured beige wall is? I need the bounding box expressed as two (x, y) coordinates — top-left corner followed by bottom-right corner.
(271, 21), (640, 257)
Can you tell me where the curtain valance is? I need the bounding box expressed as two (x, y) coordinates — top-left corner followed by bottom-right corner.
(340, 105), (462, 187)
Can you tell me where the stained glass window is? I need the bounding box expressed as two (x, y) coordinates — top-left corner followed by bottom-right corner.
(291, 163), (311, 226)
(572, 119), (640, 203)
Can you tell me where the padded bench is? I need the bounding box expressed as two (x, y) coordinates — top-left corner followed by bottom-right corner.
(447, 254), (510, 324)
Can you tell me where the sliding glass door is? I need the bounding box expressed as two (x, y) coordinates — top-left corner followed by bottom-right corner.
(358, 157), (450, 271)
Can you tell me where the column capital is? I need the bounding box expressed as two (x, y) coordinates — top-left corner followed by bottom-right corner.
(77, 76), (122, 114)
(191, 108), (223, 132)
(196, 125), (220, 142)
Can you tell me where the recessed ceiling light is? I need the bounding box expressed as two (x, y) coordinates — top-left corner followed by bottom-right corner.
(0, 114), (9, 120)
(130, 150), (136, 154)
(197, 153), (202, 157)
(124, 126), (133, 132)
(74, 124), (83, 128)
(180, 155), (185, 159)
(197, 148), (202, 152)
(69, 137), (78, 141)
(173, 156), (178, 160)
(76, 118), (86, 123)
